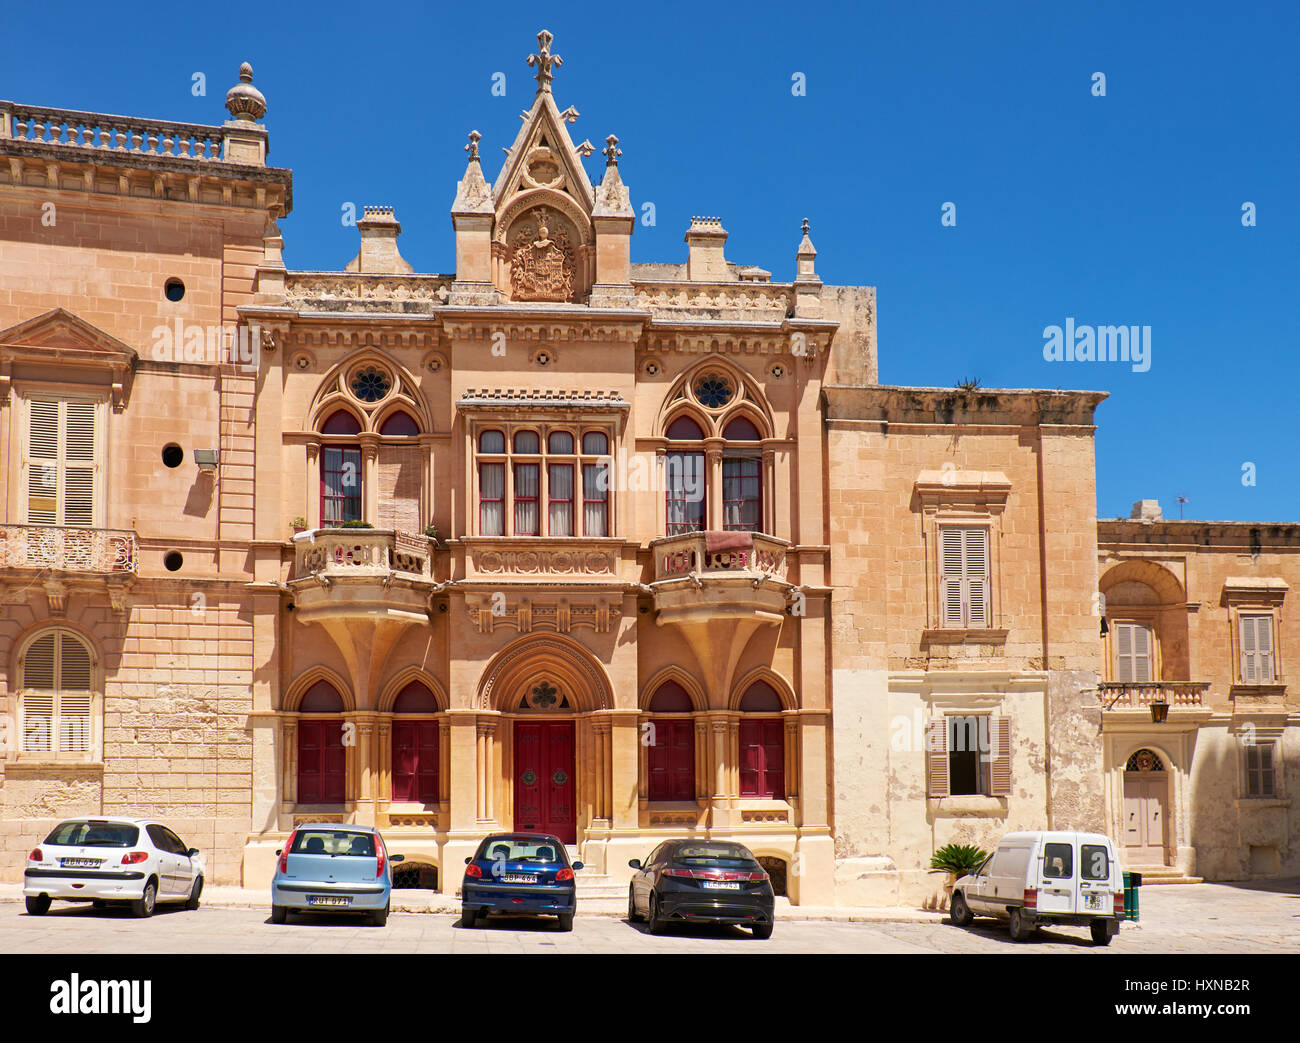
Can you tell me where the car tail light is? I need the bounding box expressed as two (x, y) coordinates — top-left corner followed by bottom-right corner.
(1113, 892), (1124, 915)
(121, 851), (149, 865)
(1023, 888), (1037, 909)
(376, 839), (386, 879)
(663, 867), (694, 878)
(29, 848), (42, 862)
(279, 830), (296, 875)
(464, 862), (482, 878)
(555, 867), (574, 882)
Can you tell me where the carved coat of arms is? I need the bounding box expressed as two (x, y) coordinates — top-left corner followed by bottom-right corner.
(509, 208), (575, 302)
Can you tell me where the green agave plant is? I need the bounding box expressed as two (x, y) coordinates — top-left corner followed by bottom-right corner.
(929, 843), (988, 876)
(338, 520), (374, 529)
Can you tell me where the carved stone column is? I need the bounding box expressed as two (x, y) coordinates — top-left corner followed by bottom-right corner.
(359, 433), (379, 526)
(705, 441), (724, 532)
(305, 443), (320, 529)
(476, 720), (498, 823)
(377, 720), (392, 820)
(283, 718), (298, 808)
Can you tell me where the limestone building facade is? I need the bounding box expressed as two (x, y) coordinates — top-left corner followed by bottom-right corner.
(0, 34), (1294, 904)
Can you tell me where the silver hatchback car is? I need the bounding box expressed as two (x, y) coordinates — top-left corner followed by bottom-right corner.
(271, 823), (404, 926)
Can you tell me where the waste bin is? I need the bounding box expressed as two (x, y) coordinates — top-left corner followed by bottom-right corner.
(1122, 871), (1142, 922)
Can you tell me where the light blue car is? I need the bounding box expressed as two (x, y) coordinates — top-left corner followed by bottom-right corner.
(271, 823), (404, 926)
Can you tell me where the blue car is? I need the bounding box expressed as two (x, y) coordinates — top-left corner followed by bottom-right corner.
(271, 823), (404, 926)
(461, 832), (582, 931)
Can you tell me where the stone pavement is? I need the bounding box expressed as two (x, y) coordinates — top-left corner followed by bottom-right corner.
(0, 877), (1294, 953)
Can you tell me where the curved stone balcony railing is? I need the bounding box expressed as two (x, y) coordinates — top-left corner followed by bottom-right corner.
(0, 524), (138, 574)
(651, 531), (789, 583)
(1098, 682), (1209, 709)
(288, 529), (437, 625)
(1, 103), (226, 161)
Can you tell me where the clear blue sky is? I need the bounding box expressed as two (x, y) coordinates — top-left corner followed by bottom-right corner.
(10, 0), (1298, 522)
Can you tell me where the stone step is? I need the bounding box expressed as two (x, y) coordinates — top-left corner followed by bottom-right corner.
(1125, 866), (1203, 885)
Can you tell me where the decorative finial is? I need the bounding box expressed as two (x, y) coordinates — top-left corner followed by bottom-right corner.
(527, 29), (563, 93)
(465, 130), (481, 161)
(559, 106), (580, 124)
(603, 134), (621, 166)
(801, 217), (810, 235)
(576, 139), (595, 157)
(224, 61), (267, 122)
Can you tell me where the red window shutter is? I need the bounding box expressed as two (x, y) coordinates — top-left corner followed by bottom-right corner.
(322, 724), (346, 803)
(648, 720), (695, 802)
(989, 715), (1012, 796)
(297, 722), (321, 804)
(762, 720), (785, 799)
(299, 720), (345, 804)
(925, 717), (949, 797)
(392, 721), (415, 802)
(739, 719), (784, 799)
(739, 719), (763, 796)
(417, 722), (440, 803)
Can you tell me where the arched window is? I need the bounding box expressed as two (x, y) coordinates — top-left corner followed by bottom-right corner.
(379, 411), (420, 436)
(548, 431), (574, 454)
(722, 416), (763, 532)
(296, 681), (345, 804)
(391, 682), (440, 804)
(475, 425), (613, 537)
(320, 411), (362, 526)
(664, 415), (706, 535)
(738, 681), (785, 799)
(647, 681), (695, 801)
(20, 629), (93, 754)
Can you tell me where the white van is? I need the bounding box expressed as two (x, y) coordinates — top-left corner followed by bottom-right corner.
(949, 831), (1123, 945)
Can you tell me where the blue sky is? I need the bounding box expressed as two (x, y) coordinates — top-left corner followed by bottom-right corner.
(11, 1), (1298, 521)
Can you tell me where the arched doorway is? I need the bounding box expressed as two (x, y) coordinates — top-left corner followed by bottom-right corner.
(1122, 748), (1169, 865)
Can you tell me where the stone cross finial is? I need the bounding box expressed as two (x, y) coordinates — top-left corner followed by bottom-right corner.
(527, 29), (563, 93)
(603, 134), (621, 166)
(801, 217), (810, 235)
(465, 130), (481, 161)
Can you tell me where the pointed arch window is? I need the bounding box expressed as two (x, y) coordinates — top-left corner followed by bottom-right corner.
(665, 415), (706, 536)
(320, 410), (362, 526)
(738, 681), (785, 799)
(296, 681), (346, 804)
(722, 416), (763, 532)
(646, 681), (695, 802)
(391, 682), (440, 804)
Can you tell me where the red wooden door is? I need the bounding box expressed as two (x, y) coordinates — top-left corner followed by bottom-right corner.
(298, 719), (345, 803)
(392, 721), (439, 803)
(514, 721), (576, 844)
(648, 719), (695, 801)
(739, 718), (785, 799)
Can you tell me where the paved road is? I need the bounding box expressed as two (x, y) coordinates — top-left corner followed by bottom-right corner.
(1, 878), (1294, 953)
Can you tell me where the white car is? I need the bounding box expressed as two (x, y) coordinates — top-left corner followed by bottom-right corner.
(24, 817), (205, 918)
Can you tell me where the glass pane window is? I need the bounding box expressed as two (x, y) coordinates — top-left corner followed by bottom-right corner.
(1244, 741), (1276, 797)
(722, 454), (762, 532)
(514, 463), (540, 535)
(583, 462), (608, 537)
(321, 447), (362, 525)
(582, 431), (608, 455)
(548, 463), (574, 536)
(479, 463), (505, 536)
(947, 715), (990, 795)
(665, 452), (705, 535)
(548, 430), (574, 454)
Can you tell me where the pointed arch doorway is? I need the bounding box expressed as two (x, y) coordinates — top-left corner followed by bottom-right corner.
(1122, 748), (1169, 865)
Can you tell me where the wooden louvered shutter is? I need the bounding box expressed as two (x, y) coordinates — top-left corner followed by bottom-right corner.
(57, 635), (93, 753)
(925, 717), (949, 796)
(1116, 623), (1152, 683)
(989, 715), (1012, 796)
(1241, 616), (1257, 682)
(26, 399), (59, 524)
(940, 528), (965, 627)
(21, 632), (56, 752)
(63, 401), (97, 527)
(377, 445), (422, 534)
(1241, 615), (1274, 682)
(964, 528), (990, 627)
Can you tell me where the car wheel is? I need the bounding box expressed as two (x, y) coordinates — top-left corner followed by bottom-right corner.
(949, 892), (974, 927)
(1008, 907), (1032, 942)
(132, 880), (157, 919)
(648, 893), (666, 936)
(1090, 919), (1113, 946)
(751, 921), (774, 940)
(371, 904), (389, 928)
(185, 875), (204, 911)
(271, 904), (287, 925)
(556, 913), (574, 932)
(91, 900), (108, 910)
(25, 895), (51, 916)
(461, 907), (478, 928)
(627, 885), (641, 923)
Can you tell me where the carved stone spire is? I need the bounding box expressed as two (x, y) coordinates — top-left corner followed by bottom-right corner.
(602, 134), (622, 167)
(593, 135), (632, 219)
(526, 29), (563, 94)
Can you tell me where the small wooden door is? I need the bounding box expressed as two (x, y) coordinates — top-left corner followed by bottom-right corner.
(297, 719), (345, 804)
(514, 721), (576, 844)
(1123, 772), (1168, 864)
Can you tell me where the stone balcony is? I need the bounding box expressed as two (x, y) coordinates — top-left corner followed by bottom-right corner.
(647, 531), (793, 703)
(1098, 682), (1210, 709)
(288, 528), (439, 624)
(0, 524), (137, 613)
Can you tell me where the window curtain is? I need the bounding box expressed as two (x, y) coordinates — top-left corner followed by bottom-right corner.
(479, 463), (505, 536)
(548, 464), (573, 536)
(514, 463), (539, 535)
(582, 462), (607, 536)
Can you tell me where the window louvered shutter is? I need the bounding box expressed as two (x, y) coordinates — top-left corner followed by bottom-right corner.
(925, 717), (949, 797)
(940, 528), (965, 627)
(1116, 623), (1152, 683)
(23, 694), (53, 752)
(26, 399), (59, 524)
(1132, 624), (1151, 682)
(63, 401), (97, 527)
(989, 715), (1012, 796)
(59, 693), (92, 753)
(24, 632), (57, 688)
(1241, 615), (1257, 682)
(376, 445), (422, 534)
(1257, 615), (1274, 681)
(964, 528), (990, 627)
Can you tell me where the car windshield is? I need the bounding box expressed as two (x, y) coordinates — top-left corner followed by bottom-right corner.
(478, 839), (564, 864)
(1081, 844), (1110, 880)
(291, 830), (375, 857)
(674, 845), (759, 869)
(1042, 843), (1074, 880)
(44, 821), (139, 847)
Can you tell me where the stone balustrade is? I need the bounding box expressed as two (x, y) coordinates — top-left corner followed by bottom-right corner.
(0, 524), (137, 574)
(283, 272), (454, 312)
(1097, 681), (1209, 708)
(651, 531), (788, 582)
(293, 529), (432, 581)
(1, 102), (226, 161)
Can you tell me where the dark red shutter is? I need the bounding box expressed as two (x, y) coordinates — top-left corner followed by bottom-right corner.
(392, 721), (416, 802)
(392, 721), (439, 803)
(648, 719), (695, 801)
(298, 719), (345, 804)
(416, 722), (439, 802)
(739, 718), (784, 799)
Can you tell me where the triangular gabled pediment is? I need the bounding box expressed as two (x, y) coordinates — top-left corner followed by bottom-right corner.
(493, 91), (595, 213)
(0, 308), (138, 364)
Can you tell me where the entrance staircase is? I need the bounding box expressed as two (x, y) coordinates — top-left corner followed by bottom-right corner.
(1126, 865), (1203, 885)
(567, 845), (628, 900)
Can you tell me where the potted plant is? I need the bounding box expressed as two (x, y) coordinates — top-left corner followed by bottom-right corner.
(291, 516), (307, 535)
(424, 524), (441, 545)
(339, 520), (373, 529)
(928, 843), (988, 910)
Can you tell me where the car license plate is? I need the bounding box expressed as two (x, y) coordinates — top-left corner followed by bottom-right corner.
(503, 874), (538, 884)
(702, 881), (741, 890)
(60, 858), (103, 869)
(307, 895), (351, 907)
(1084, 893), (1105, 910)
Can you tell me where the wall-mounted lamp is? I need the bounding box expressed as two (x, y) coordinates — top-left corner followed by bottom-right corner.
(194, 449), (219, 473)
(1149, 699), (1169, 724)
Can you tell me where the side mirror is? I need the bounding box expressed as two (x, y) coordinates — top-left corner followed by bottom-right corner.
(390, 854), (405, 863)
(187, 848), (200, 858)
(628, 859), (642, 870)
(464, 856), (472, 865)
(572, 861), (584, 871)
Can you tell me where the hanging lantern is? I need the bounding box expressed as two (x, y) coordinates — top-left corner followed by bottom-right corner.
(1149, 698), (1169, 724)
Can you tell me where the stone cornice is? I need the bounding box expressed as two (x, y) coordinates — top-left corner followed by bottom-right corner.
(824, 385), (1108, 427)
